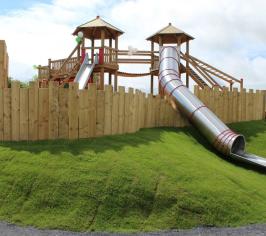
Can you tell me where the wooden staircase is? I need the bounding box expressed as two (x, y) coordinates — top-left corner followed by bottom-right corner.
(181, 52), (243, 90)
(188, 67), (209, 88)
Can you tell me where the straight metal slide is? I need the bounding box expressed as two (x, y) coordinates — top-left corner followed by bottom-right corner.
(74, 53), (95, 90)
(159, 46), (266, 170)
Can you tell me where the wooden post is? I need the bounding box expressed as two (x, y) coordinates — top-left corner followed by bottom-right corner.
(186, 41), (190, 88)
(158, 36), (163, 96)
(109, 38), (112, 63)
(151, 42), (154, 65)
(150, 75), (154, 95)
(114, 36), (119, 92)
(77, 43), (81, 61)
(240, 78), (244, 91)
(115, 36), (118, 63)
(48, 58), (51, 80)
(101, 29), (105, 48)
(91, 39), (94, 63)
(101, 29), (105, 65)
(99, 30), (105, 90)
(114, 71), (118, 92)
(108, 73), (112, 85)
(150, 42), (154, 95)
(230, 82), (233, 91)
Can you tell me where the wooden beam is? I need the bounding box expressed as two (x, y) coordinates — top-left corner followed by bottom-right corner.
(117, 58), (151, 64)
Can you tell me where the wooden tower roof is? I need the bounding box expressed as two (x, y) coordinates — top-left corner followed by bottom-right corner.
(146, 23), (194, 44)
(73, 16), (124, 39)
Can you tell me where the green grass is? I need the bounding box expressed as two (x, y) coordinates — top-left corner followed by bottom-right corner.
(0, 120), (265, 233)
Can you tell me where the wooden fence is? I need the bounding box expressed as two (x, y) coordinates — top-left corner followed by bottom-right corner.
(0, 82), (264, 142)
(0, 82), (189, 141)
(0, 40), (8, 89)
(195, 86), (265, 123)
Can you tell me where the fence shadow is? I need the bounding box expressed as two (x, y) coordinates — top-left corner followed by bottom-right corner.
(0, 121), (265, 173)
(0, 128), (168, 156)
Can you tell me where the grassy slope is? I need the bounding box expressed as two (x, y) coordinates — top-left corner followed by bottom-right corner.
(0, 121), (265, 233)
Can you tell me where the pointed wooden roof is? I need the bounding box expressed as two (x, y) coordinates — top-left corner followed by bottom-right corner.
(73, 16), (124, 39)
(146, 23), (194, 44)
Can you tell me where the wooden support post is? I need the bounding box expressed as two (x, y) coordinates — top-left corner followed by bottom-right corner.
(77, 43), (81, 61)
(115, 36), (118, 63)
(101, 29), (105, 64)
(150, 42), (154, 95)
(109, 38), (112, 63)
(108, 73), (112, 85)
(48, 58), (51, 80)
(240, 78), (244, 91)
(114, 71), (118, 92)
(91, 39), (94, 63)
(186, 41), (190, 88)
(151, 42), (154, 70)
(230, 82), (233, 91)
(101, 30), (105, 48)
(150, 75), (154, 95)
(158, 36), (163, 96)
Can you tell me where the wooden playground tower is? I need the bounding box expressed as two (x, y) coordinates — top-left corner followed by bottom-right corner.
(38, 16), (244, 93)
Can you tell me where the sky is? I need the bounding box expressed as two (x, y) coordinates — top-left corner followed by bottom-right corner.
(0, 0), (266, 92)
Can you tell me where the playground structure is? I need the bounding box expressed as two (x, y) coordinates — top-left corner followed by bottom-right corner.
(0, 16), (266, 169)
(37, 16), (244, 92)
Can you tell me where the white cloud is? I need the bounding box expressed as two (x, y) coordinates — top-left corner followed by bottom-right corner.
(0, 0), (266, 90)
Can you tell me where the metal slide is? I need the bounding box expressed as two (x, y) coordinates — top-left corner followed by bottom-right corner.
(159, 46), (266, 170)
(74, 53), (96, 90)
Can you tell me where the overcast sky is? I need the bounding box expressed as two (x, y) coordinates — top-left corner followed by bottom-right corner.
(0, 0), (266, 92)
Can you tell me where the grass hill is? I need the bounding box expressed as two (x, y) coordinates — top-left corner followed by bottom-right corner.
(0, 120), (265, 233)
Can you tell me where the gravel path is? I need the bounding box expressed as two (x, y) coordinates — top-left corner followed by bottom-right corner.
(0, 222), (265, 236)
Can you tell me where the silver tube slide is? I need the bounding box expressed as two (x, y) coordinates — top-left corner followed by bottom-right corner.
(159, 46), (266, 169)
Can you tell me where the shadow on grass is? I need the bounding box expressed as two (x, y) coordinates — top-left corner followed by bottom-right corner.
(0, 120), (265, 172)
(229, 120), (266, 143)
(0, 128), (169, 155)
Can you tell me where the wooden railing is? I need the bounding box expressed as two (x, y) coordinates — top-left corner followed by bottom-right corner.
(118, 50), (158, 64)
(104, 46), (117, 64)
(84, 46), (117, 65)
